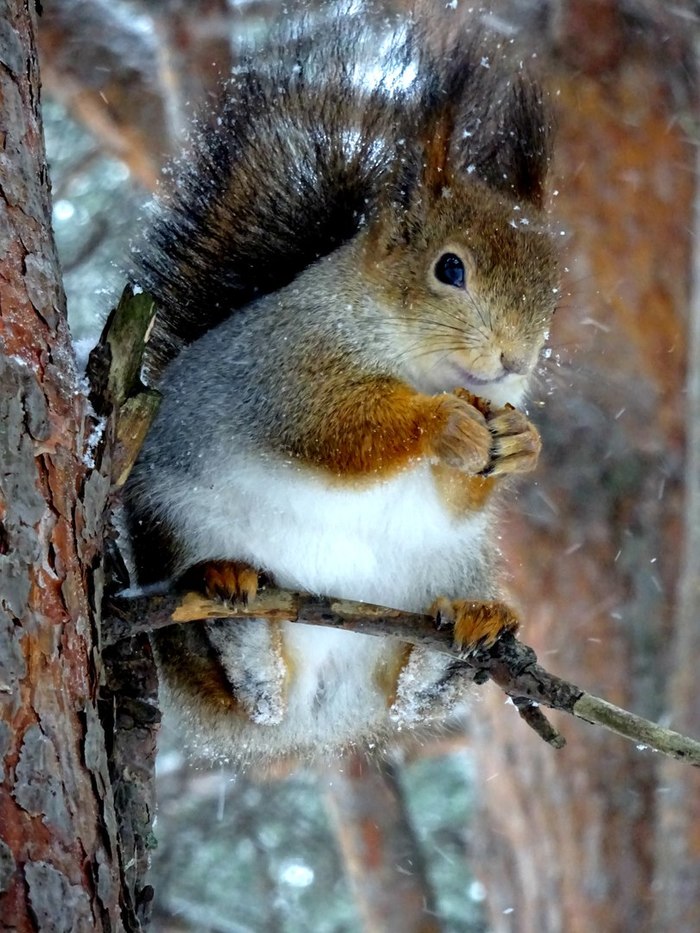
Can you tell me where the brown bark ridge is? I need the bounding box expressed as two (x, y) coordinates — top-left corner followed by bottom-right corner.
(469, 3), (699, 932)
(0, 3), (156, 930)
(325, 755), (442, 933)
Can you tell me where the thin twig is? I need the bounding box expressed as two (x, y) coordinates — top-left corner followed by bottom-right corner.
(104, 587), (700, 766)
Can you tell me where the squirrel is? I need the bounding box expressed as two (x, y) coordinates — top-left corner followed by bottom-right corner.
(124, 11), (559, 764)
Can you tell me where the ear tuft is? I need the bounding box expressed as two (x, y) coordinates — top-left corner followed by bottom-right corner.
(463, 76), (553, 208)
(389, 27), (553, 213)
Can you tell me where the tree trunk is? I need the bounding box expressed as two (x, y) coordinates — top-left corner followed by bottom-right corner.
(0, 2), (146, 928)
(651, 135), (700, 933)
(470, 4), (698, 931)
(325, 755), (442, 933)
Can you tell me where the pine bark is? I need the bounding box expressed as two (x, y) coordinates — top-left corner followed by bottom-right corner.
(0, 1), (136, 928)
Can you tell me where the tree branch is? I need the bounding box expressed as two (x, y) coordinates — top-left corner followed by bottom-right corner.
(104, 588), (700, 766)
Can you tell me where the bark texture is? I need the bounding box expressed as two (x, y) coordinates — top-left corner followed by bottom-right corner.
(0, 1), (122, 928)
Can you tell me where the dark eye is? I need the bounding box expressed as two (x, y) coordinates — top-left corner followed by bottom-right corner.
(434, 253), (466, 289)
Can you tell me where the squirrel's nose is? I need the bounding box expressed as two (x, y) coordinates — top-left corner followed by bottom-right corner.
(500, 351), (529, 375)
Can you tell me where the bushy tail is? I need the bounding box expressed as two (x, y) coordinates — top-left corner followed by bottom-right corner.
(134, 12), (552, 378)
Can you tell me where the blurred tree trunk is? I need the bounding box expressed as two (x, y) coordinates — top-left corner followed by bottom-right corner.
(325, 755), (442, 933)
(149, 0), (234, 133)
(37, 0), (239, 188)
(470, 3), (699, 931)
(0, 2), (155, 929)
(651, 139), (700, 933)
(38, 0), (174, 188)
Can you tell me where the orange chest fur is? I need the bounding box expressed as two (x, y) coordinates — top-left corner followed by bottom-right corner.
(430, 463), (497, 517)
(315, 457), (497, 518)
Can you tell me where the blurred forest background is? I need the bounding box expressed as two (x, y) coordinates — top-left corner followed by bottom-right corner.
(33, 0), (699, 930)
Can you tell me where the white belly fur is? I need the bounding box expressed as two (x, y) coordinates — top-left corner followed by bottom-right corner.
(156, 455), (491, 758)
(167, 454), (489, 608)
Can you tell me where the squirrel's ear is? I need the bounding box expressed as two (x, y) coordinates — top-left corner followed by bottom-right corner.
(420, 108), (458, 198)
(369, 105), (459, 252)
(402, 33), (552, 212)
(467, 77), (553, 209)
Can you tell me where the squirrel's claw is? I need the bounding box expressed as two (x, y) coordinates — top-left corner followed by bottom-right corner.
(432, 395), (492, 474)
(437, 390), (540, 478)
(483, 407), (541, 476)
(203, 560), (260, 604)
(430, 596), (519, 654)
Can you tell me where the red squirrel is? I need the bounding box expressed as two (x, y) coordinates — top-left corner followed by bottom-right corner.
(125, 13), (559, 763)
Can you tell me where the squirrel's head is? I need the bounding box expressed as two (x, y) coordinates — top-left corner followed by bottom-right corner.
(361, 177), (558, 408)
(360, 59), (558, 408)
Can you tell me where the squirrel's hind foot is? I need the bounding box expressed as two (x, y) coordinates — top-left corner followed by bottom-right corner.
(201, 560), (260, 604)
(431, 597), (519, 653)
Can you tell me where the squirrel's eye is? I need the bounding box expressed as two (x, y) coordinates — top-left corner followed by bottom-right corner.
(434, 253), (466, 289)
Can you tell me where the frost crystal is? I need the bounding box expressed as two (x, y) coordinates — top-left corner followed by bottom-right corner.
(83, 417), (106, 469)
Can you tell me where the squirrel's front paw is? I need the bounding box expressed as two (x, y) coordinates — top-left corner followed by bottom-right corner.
(483, 407), (541, 476)
(431, 597), (519, 653)
(432, 395), (492, 474)
(449, 389), (541, 477)
(202, 560), (260, 603)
